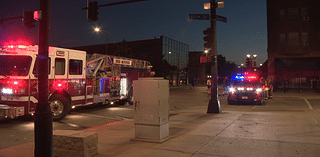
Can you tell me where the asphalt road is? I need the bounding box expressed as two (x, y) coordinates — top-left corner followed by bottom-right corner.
(0, 85), (319, 149)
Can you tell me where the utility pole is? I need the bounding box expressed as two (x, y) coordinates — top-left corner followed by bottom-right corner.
(34, 0), (52, 156)
(207, 0), (222, 113)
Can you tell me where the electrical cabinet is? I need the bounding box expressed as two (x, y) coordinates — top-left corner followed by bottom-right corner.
(133, 77), (169, 140)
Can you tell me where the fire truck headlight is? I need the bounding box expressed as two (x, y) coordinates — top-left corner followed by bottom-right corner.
(2, 88), (13, 94)
(237, 87), (244, 91)
(256, 88), (262, 92)
(229, 88), (235, 92)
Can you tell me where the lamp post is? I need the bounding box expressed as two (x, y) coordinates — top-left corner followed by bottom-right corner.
(207, 0), (222, 113)
(94, 27), (108, 54)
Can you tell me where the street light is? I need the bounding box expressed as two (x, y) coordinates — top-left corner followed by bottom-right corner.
(93, 26), (108, 54)
(253, 54), (257, 58)
(247, 54), (251, 58)
(204, 49), (209, 54)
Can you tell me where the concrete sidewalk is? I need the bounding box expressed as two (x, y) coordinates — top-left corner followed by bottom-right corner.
(1, 86), (320, 157)
(1, 104), (320, 157)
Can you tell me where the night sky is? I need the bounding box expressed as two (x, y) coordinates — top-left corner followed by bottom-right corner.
(0, 0), (267, 65)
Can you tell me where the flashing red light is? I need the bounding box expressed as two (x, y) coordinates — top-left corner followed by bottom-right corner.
(247, 76), (257, 79)
(2, 39), (31, 47)
(54, 80), (66, 90)
(7, 80), (23, 88)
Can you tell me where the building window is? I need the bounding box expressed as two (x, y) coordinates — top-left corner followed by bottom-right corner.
(288, 8), (298, 20)
(302, 32), (308, 46)
(279, 9), (285, 21)
(302, 7), (308, 16)
(302, 7), (309, 21)
(280, 33), (285, 46)
(288, 32), (299, 46)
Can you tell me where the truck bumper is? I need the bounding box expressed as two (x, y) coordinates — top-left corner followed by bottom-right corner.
(0, 104), (24, 120)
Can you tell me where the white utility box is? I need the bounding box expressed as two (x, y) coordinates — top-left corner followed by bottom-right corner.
(133, 77), (169, 141)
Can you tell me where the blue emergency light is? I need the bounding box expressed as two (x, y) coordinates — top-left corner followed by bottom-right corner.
(235, 75), (245, 80)
(231, 74), (245, 82)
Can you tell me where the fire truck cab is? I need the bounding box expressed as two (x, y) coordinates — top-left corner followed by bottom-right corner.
(0, 45), (152, 121)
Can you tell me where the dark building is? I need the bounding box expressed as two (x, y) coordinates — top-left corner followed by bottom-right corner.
(73, 36), (189, 85)
(189, 51), (207, 85)
(267, 0), (320, 89)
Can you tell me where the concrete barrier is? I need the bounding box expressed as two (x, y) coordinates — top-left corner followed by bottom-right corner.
(53, 130), (98, 157)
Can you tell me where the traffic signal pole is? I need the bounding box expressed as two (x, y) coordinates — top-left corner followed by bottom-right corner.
(207, 0), (221, 113)
(34, 0), (52, 156)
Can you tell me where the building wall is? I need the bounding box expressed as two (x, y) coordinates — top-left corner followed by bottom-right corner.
(267, 0), (320, 88)
(73, 36), (189, 85)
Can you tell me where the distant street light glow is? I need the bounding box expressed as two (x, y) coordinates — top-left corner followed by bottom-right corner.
(94, 27), (100, 32)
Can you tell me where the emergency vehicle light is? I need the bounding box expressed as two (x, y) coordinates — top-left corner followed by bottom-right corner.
(2, 88), (13, 94)
(246, 75), (257, 79)
(235, 75), (245, 80)
(229, 88), (235, 92)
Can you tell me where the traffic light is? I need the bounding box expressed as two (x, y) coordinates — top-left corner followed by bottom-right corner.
(245, 58), (250, 67)
(87, 1), (99, 22)
(23, 11), (36, 28)
(203, 27), (211, 48)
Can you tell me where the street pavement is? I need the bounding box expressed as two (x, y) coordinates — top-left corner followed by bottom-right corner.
(1, 86), (320, 157)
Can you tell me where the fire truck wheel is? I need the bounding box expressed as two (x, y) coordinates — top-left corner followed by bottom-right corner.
(49, 95), (70, 121)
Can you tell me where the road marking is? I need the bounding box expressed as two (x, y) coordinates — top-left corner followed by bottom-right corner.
(66, 123), (80, 128)
(311, 117), (319, 125)
(79, 113), (128, 120)
(304, 99), (314, 110)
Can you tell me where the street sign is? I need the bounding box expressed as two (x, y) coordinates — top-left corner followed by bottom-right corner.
(189, 14), (227, 23)
(188, 14), (209, 20)
(216, 15), (227, 23)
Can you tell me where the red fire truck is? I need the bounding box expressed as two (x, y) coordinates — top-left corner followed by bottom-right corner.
(0, 45), (152, 121)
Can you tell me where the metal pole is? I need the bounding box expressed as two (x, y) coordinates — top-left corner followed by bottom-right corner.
(34, 0), (53, 156)
(106, 34), (108, 54)
(207, 0), (221, 113)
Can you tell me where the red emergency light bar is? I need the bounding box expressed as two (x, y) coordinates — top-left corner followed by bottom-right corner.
(247, 76), (257, 79)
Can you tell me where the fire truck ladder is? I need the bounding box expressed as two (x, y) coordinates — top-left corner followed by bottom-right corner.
(86, 53), (152, 78)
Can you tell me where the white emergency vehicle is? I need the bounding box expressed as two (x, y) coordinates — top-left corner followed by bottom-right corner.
(0, 45), (152, 121)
